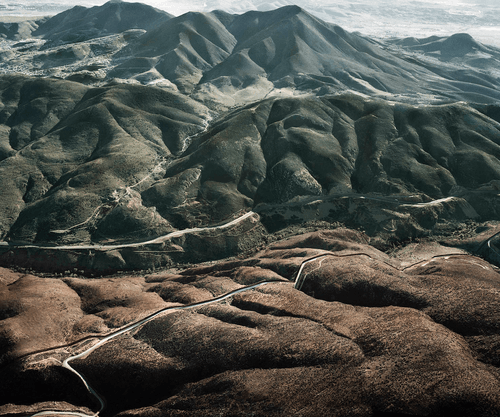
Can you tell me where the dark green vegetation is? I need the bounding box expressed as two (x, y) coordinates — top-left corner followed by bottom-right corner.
(1, 75), (500, 273)
(0, 75), (208, 247)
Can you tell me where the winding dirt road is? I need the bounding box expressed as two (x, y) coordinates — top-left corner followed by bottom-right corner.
(29, 279), (289, 417)
(7, 194), (497, 416)
(10, 211), (258, 251)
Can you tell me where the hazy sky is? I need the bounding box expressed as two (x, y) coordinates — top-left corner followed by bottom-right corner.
(51, 0), (499, 12)
(9, 0), (499, 15)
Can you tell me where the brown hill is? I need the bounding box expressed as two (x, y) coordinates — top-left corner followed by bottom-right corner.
(2, 230), (500, 416)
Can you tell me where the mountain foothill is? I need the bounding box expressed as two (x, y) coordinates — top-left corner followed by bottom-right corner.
(1, 2), (500, 417)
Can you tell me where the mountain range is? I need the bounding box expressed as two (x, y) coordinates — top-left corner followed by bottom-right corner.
(1, 2), (500, 417)
(1, 1), (500, 106)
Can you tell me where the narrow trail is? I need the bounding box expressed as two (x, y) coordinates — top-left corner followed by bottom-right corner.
(14, 211), (258, 251)
(49, 156), (169, 236)
(48, 112), (213, 237)
(179, 115), (212, 154)
(486, 230), (500, 260)
(28, 279), (290, 417)
(292, 252), (494, 291)
(4, 194), (475, 251)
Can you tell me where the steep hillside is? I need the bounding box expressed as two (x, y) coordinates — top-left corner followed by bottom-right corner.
(111, 10), (237, 92)
(0, 75), (210, 246)
(116, 5), (500, 103)
(0, 75), (500, 273)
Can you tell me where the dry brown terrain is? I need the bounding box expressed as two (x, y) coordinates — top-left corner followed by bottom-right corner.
(1, 229), (500, 416)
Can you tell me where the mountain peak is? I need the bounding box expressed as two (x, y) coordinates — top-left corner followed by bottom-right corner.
(34, 0), (172, 42)
(444, 32), (481, 48)
(278, 4), (304, 14)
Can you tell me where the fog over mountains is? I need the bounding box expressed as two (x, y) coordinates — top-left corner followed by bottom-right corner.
(2, 2), (500, 417)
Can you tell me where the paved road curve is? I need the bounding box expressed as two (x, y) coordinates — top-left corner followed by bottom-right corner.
(30, 279), (290, 417)
(17, 194), (499, 416)
(9, 211), (258, 251)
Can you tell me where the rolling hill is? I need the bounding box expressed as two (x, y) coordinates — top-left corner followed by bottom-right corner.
(0, 75), (499, 273)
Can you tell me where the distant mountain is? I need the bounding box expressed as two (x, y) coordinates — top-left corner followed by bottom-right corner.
(396, 33), (489, 57)
(33, 0), (173, 44)
(1, 3), (499, 106)
(111, 9), (238, 91)
(389, 33), (500, 69)
(0, 18), (48, 41)
(114, 5), (500, 103)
